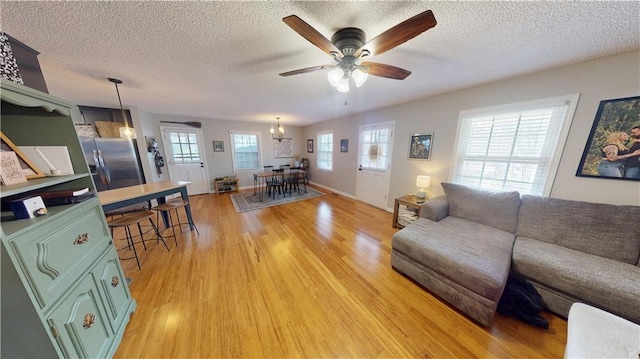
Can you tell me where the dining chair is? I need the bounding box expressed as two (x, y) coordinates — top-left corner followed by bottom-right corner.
(267, 168), (286, 199)
(263, 165), (275, 192)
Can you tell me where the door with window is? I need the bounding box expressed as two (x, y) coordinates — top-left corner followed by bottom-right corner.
(356, 122), (394, 209)
(161, 127), (210, 195)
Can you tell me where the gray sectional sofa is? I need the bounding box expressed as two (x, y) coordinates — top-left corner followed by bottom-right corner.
(391, 182), (640, 327)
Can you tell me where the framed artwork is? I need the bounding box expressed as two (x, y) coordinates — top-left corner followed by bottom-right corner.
(340, 139), (349, 153)
(0, 151), (27, 185)
(409, 133), (433, 160)
(213, 140), (224, 152)
(307, 139), (314, 153)
(0, 132), (45, 179)
(576, 96), (640, 181)
(274, 138), (292, 158)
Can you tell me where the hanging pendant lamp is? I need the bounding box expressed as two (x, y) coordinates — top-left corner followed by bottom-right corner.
(108, 77), (136, 139)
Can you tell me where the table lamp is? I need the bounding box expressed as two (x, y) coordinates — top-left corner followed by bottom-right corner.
(416, 175), (431, 200)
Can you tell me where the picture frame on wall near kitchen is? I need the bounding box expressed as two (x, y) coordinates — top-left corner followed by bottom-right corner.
(213, 140), (224, 152)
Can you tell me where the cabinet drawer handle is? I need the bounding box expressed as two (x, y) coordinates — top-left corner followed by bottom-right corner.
(111, 276), (120, 287)
(83, 313), (96, 329)
(73, 233), (89, 245)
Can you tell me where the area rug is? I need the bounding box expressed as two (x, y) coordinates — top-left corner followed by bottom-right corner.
(229, 187), (325, 213)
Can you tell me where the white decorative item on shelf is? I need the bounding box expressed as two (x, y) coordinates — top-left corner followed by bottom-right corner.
(416, 175), (430, 199)
(18, 146), (74, 176)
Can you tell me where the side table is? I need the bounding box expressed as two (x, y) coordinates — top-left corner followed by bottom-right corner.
(393, 195), (424, 228)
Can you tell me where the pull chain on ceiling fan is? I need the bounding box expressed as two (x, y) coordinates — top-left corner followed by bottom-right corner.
(279, 10), (437, 92)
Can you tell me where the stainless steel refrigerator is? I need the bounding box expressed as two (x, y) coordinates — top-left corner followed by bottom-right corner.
(80, 137), (145, 191)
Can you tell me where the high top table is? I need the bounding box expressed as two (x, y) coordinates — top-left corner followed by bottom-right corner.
(98, 180), (194, 229)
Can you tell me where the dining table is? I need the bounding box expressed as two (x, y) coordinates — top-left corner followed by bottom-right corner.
(253, 169), (306, 201)
(98, 180), (194, 229)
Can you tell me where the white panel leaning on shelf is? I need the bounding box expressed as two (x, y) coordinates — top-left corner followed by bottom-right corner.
(0, 79), (137, 358)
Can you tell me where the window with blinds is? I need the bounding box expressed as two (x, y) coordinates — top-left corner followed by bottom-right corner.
(168, 131), (201, 164)
(230, 131), (261, 171)
(317, 131), (333, 171)
(451, 94), (579, 195)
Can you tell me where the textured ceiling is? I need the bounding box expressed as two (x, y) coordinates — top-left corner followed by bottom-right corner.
(1, 2), (639, 126)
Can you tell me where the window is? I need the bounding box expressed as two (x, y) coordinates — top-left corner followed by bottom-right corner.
(317, 131), (333, 171)
(360, 124), (392, 170)
(451, 94), (579, 196)
(167, 130), (201, 164)
(230, 131), (261, 171)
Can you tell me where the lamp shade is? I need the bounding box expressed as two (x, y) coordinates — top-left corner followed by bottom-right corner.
(416, 175), (430, 199)
(352, 68), (368, 87)
(416, 175), (431, 189)
(119, 126), (136, 139)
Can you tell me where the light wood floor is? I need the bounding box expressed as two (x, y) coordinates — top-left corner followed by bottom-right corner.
(114, 187), (567, 358)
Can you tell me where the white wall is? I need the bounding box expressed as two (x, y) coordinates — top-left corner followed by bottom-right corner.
(304, 50), (640, 207)
(129, 105), (168, 183)
(132, 112), (306, 191)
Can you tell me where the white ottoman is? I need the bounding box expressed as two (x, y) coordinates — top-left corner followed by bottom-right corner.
(565, 303), (640, 359)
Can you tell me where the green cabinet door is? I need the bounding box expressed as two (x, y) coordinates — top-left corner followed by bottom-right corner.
(47, 275), (112, 358)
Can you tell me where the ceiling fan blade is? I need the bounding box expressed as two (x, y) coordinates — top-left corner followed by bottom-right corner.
(361, 62), (411, 80)
(356, 10), (437, 57)
(283, 15), (343, 57)
(279, 64), (335, 77)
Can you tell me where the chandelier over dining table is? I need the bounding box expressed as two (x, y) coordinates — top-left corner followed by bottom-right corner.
(271, 117), (285, 142)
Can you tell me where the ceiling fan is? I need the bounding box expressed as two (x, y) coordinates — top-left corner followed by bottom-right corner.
(279, 10), (437, 92)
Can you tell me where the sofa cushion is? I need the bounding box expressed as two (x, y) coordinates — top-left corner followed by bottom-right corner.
(517, 195), (640, 264)
(441, 182), (521, 233)
(512, 237), (640, 323)
(392, 216), (515, 301)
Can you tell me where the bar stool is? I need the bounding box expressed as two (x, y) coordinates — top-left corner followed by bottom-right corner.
(150, 202), (180, 246)
(153, 199), (200, 236)
(108, 211), (169, 270)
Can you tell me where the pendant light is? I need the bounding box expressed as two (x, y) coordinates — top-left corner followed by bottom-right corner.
(108, 77), (136, 139)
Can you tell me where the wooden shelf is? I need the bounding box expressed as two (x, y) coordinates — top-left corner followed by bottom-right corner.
(214, 178), (238, 194)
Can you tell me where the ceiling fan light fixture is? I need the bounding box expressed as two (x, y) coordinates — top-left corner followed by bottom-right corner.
(336, 78), (350, 93)
(352, 68), (368, 88)
(327, 68), (344, 87)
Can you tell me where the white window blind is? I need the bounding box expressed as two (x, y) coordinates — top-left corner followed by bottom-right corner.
(451, 94), (579, 195)
(317, 131), (333, 171)
(230, 131), (261, 171)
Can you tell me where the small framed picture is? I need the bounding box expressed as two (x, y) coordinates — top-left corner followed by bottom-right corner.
(0, 131), (45, 179)
(307, 139), (314, 153)
(213, 140), (224, 152)
(409, 133), (433, 160)
(340, 139), (349, 153)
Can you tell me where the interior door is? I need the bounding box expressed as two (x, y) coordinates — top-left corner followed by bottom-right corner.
(356, 122), (394, 209)
(161, 127), (210, 195)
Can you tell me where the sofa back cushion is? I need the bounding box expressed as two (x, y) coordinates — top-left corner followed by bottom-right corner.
(517, 195), (640, 264)
(441, 182), (521, 233)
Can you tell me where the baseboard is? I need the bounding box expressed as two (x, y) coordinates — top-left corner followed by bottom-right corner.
(308, 181), (356, 200)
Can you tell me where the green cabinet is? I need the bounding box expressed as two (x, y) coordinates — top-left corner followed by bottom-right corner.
(0, 79), (137, 358)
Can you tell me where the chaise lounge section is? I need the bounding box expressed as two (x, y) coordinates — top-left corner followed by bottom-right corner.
(391, 183), (521, 326)
(391, 182), (640, 327)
